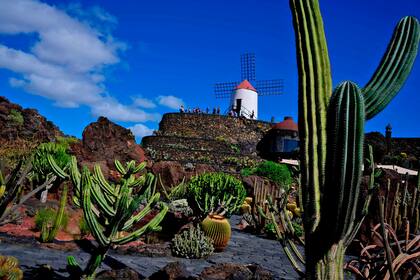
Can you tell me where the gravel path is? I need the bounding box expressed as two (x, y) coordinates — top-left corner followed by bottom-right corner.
(0, 216), (299, 279)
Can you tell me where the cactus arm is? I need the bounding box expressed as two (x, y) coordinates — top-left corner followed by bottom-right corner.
(133, 161), (147, 173)
(114, 203), (168, 245)
(49, 185), (68, 240)
(121, 193), (160, 231)
(66, 256), (83, 278)
(114, 160), (126, 175)
(41, 185), (68, 242)
(90, 182), (116, 218)
(322, 82), (365, 243)
(411, 171), (420, 219)
(47, 154), (69, 180)
(363, 16), (420, 120)
(345, 145), (377, 247)
(290, 0), (332, 233)
(92, 164), (115, 199)
(69, 156), (81, 191)
(81, 168), (110, 247)
(107, 185), (130, 239)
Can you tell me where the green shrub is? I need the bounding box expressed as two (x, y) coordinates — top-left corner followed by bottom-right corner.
(264, 222), (277, 238)
(171, 225), (214, 259)
(56, 136), (79, 147)
(240, 167), (253, 177)
(187, 172), (246, 217)
(292, 221), (303, 237)
(223, 156), (239, 165)
(35, 208), (68, 231)
(230, 144), (240, 154)
(8, 109), (24, 126)
(242, 161), (292, 190)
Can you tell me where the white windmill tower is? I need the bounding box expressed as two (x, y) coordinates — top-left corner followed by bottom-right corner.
(214, 53), (284, 120)
(231, 79), (258, 119)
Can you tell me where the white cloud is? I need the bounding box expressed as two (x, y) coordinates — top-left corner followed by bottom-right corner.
(91, 98), (161, 122)
(129, 123), (154, 138)
(0, 0), (156, 123)
(132, 96), (156, 109)
(156, 95), (184, 109)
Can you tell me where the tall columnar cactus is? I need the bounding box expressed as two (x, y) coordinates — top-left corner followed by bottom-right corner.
(322, 82), (365, 244)
(40, 185), (68, 243)
(49, 157), (168, 279)
(289, 0), (420, 279)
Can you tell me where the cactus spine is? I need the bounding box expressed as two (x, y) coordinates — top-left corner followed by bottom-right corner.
(289, 0), (419, 279)
(49, 157), (168, 279)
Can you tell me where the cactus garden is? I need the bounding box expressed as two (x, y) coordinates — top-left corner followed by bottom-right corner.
(0, 0), (419, 279)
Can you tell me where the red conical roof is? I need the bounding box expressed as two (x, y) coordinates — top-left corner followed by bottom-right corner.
(272, 116), (298, 131)
(236, 80), (257, 92)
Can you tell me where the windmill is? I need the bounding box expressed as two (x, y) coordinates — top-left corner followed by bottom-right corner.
(214, 53), (284, 119)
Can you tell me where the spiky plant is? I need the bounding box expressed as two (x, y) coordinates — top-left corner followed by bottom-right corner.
(49, 157), (168, 279)
(31, 142), (70, 192)
(171, 225), (214, 259)
(345, 196), (420, 279)
(288, 0), (419, 279)
(187, 172), (246, 218)
(0, 159), (54, 225)
(0, 160), (26, 221)
(39, 185), (68, 243)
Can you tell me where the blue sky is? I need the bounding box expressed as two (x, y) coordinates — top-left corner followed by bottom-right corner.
(0, 0), (419, 140)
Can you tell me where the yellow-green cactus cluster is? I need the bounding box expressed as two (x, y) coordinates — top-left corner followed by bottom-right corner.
(240, 197), (253, 214)
(286, 202), (301, 217)
(0, 256), (23, 280)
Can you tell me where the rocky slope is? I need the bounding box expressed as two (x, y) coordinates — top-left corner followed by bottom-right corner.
(0, 96), (64, 166)
(69, 116), (147, 179)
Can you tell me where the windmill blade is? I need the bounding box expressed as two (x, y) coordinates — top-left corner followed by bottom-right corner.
(214, 81), (239, 99)
(241, 53), (256, 82)
(256, 79), (284, 96)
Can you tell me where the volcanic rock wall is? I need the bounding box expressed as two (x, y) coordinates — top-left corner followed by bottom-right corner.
(142, 113), (272, 170)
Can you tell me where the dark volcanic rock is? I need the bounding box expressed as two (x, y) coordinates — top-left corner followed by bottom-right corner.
(96, 268), (143, 280)
(70, 117), (147, 178)
(151, 161), (214, 188)
(199, 263), (273, 280)
(0, 96), (64, 167)
(148, 262), (194, 280)
(0, 96), (63, 143)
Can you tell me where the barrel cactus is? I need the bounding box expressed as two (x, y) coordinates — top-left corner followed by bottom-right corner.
(187, 172), (246, 251)
(288, 0), (419, 279)
(201, 214), (232, 251)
